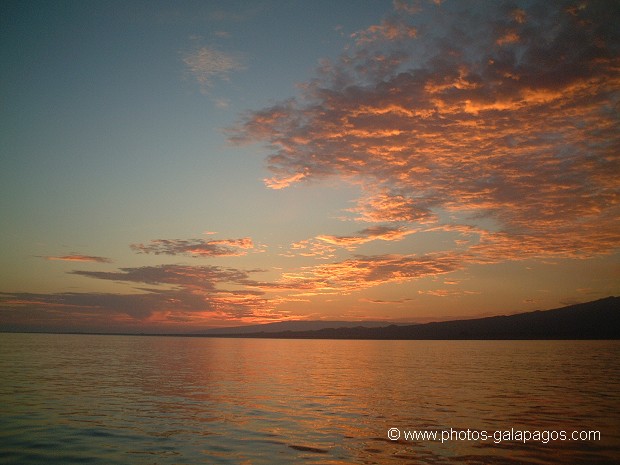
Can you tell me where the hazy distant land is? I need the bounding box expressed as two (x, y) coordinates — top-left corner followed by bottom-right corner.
(4, 297), (618, 339)
(196, 297), (619, 340)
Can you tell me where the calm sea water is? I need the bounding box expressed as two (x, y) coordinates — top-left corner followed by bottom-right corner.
(1, 334), (619, 465)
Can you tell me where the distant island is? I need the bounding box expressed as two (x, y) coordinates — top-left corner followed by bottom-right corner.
(195, 297), (619, 340)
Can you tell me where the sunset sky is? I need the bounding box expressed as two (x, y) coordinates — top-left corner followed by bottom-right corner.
(1, 0), (618, 333)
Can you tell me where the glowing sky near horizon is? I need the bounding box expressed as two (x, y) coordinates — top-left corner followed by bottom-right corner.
(1, 0), (618, 332)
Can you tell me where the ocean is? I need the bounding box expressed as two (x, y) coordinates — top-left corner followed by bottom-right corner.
(1, 333), (619, 464)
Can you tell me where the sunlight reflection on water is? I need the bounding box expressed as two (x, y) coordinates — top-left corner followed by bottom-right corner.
(1, 334), (619, 464)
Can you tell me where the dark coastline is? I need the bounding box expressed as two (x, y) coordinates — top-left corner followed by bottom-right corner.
(3, 297), (618, 340)
(210, 297), (618, 340)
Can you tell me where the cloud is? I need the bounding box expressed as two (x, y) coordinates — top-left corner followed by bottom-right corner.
(418, 288), (480, 298)
(215, 98), (231, 108)
(4, 1), (619, 332)
(182, 45), (244, 91)
(359, 297), (413, 305)
(231, 0), (620, 263)
(286, 239), (336, 259)
(393, 0), (421, 15)
(0, 263), (289, 331)
(316, 225), (415, 248)
(351, 18), (417, 45)
(130, 237), (254, 257)
(7, 249), (467, 330)
(42, 254), (112, 263)
(279, 252), (464, 296)
(347, 190), (435, 223)
(286, 225), (416, 258)
(0, 289), (269, 331)
(71, 263), (253, 287)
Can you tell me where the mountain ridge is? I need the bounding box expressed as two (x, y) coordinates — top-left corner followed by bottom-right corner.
(197, 297), (619, 340)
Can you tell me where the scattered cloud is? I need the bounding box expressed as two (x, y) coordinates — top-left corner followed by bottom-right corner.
(347, 191), (435, 223)
(182, 44), (244, 92)
(279, 252), (464, 296)
(231, 0), (620, 265)
(71, 263), (254, 287)
(0, 263), (287, 330)
(393, 0), (420, 15)
(3, 1), (619, 331)
(0, 288), (273, 331)
(130, 237), (254, 258)
(5, 248), (469, 330)
(215, 98), (231, 108)
(42, 254), (112, 263)
(352, 18), (417, 45)
(286, 239), (336, 259)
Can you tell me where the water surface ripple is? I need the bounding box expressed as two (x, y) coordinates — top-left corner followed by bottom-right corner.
(1, 334), (619, 464)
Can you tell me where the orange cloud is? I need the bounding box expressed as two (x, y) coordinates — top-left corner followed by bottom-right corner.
(348, 191), (435, 223)
(316, 225), (416, 248)
(352, 18), (417, 45)
(279, 252), (464, 296)
(286, 225), (417, 258)
(264, 171), (307, 190)
(231, 0), (619, 266)
(496, 31), (519, 46)
(5, 1), (618, 331)
(418, 289), (480, 298)
(286, 239), (336, 259)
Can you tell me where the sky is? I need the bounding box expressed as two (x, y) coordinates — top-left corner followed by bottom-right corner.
(1, 0), (618, 333)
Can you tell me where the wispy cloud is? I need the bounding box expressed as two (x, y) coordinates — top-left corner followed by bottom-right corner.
(286, 239), (336, 259)
(351, 17), (417, 45)
(279, 252), (464, 296)
(182, 45), (244, 92)
(286, 225), (416, 258)
(316, 225), (415, 248)
(359, 297), (414, 305)
(42, 254), (112, 263)
(418, 288), (480, 298)
(130, 237), (254, 258)
(71, 264), (253, 287)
